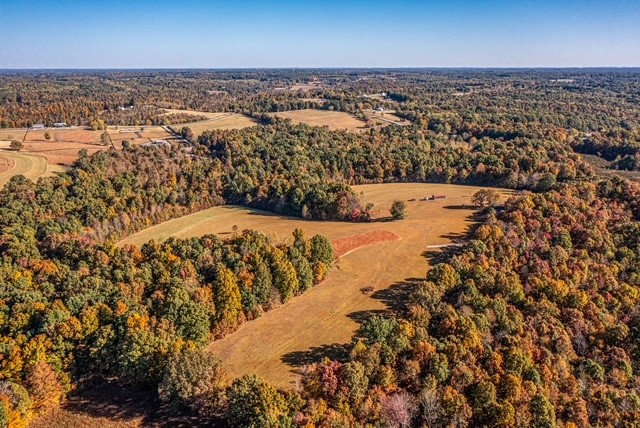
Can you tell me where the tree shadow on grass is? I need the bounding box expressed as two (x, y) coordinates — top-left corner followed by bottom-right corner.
(280, 277), (424, 373)
(55, 378), (222, 428)
(281, 343), (353, 371)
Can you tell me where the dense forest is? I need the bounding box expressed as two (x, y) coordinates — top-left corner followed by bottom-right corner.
(0, 70), (639, 427)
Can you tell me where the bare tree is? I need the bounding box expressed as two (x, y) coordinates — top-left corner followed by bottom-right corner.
(381, 391), (417, 428)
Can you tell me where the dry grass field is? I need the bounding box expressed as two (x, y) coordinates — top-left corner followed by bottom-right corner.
(0, 150), (66, 187)
(0, 129), (27, 143)
(121, 183), (510, 388)
(25, 129), (102, 144)
(20, 129), (106, 165)
(170, 114), (258, 136)
(20, 141), (104, 165)
(269, 109), (366, 132)
(161, 109), (231, 120)
(0, 155), (14, 174)
(37, 183), (507, 427)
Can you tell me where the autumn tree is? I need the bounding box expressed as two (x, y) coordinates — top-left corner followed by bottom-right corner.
(158, 349), (227, 417)
(226, 375), (292, 428)
(213, 265), (244, 334)
(472, 189), (500, 207)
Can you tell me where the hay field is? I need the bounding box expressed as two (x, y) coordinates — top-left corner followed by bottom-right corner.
(161, 109), (231, 120)
(121, 183), (509, 388)
(21, 129), (106, 165)
(24, 129), (102, 144)
(0, 155), (13, 174)
(0, 129), (27, 143)
(170, 113), (257, 136)
(269, 109), (365, 132)
(0, 151), (66, 187)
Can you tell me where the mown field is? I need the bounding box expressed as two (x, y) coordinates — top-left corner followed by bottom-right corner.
(35, 183), (503, 427)
(0, 150), (67, 187)
(163, 109), (257, 136)
(269, 109), (366, 132)
(121, 183), (509, 388)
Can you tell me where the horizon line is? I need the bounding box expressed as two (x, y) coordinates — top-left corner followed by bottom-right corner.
(1, 66), (640, 72)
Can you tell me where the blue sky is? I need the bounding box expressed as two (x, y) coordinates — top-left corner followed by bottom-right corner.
(1, 0), (638, 68)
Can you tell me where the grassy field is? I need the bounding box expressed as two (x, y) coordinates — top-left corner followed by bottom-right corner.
(0, 150), (67, 187)
(121, 183), (510, 388)
(38, 183), (506, 427)
(269, 109), (366, 132)
(0, 129), (27, 143)
(168, 112), (257, 136)
(161, 108), (232, 120)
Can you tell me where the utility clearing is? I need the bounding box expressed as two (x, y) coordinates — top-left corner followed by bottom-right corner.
(121, 183), (509, 388)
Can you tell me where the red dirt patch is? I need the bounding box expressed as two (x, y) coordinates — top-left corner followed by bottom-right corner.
(0, 156), (14, 174)
(331, 230), (400, 258)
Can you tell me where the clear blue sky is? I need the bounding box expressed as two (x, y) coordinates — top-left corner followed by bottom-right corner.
(1, 0), (638, 68)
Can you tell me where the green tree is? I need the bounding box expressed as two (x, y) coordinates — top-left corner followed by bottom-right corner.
(158, 349), (227, 417)
(227, 375), (292, 428)
(531, 393), (556, 428)
(390, 200), (407, 220)
(9, 140), (22, 151)
(269, 248), (299, 303)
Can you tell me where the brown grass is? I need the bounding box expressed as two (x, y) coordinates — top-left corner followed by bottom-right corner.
(0, 150), (66, 187)
(20, 141), (104, 165)
(25, 129), (102, 144)
(0, 129), (27, 142)
(40, 183), (508, 427)
(121, 183), (511, 389)
(0, 155), (14, 174)
(172, 114), (257, 136)
(161, 109), (232, 120)
(269, 109), (365, 132)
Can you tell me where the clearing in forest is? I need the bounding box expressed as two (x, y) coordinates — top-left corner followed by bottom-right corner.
(161, 109), (258, 136)
(121, 183), (509, 388)
(269, 109), (366, 132)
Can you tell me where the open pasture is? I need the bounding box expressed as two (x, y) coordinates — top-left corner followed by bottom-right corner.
(121, 183), (509, 388)
(0, 150), (66, 187)
(169, 113), (258, 136)
(269, 109), (366, 132)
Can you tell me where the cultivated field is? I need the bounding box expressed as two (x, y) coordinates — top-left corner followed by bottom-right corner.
(269, 109), (366, 132)
(121, 183), (509, 388)
(0, 150), (66, 187)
